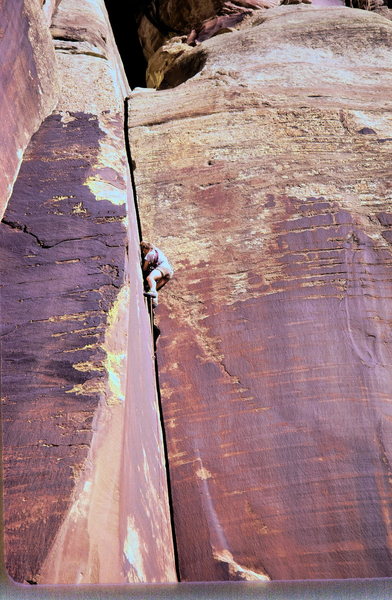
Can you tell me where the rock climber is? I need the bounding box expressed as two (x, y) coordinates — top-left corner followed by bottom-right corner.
(140, 241), (174, 307)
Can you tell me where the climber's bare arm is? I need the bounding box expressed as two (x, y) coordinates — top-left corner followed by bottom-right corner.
(142, 260), (150, 272)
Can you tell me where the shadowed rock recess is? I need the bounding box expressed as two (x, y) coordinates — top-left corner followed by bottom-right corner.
(1, 0), (392, 587)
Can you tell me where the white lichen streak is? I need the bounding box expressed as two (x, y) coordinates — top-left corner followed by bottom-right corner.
(213, 549), (270, 581)
(83, 111), (129, 206)
(123, 516), (147, 583)
(83, 176), (125, 206)
(68, 480), (93, 522)
(194, 453), (270, 581)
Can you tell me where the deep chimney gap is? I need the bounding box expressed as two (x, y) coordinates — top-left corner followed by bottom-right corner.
(104, 0), (147, 88)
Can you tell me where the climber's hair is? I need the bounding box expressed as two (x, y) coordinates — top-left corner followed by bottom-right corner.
(140, 241), (153, 251)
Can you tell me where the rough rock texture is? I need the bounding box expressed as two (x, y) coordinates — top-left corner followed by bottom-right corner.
(129, 7), (392, 580)
(136, 0), (342, 66)
(0, 0), (59, 219)
(1, 0), (176, 584)
(136, 0), (284, 62)
(375, 5), (392, 17)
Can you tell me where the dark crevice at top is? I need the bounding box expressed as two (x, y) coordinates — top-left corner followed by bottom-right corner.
(124, 97), (143, 240)
(104, 0), (148, 88)
(104, 1), (186, 89)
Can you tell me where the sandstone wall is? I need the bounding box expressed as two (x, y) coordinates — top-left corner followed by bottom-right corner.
(129, 6), (392, 580)
(0, 0), (59, 219)
(3, 0), (392, 586)
(1, 0), (176, 584)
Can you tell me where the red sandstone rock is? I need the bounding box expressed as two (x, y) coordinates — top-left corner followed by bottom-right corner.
(3, 0), (392, 586)
(129, 7), (392, 580)
(0, 0), (59, 219)
(1, 0), (176, 585)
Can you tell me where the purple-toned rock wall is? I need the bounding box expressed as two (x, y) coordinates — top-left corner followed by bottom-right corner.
(1, 111), (124, 582)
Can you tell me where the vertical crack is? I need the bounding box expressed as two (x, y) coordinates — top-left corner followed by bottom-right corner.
(124, 96), (181, 581)
(124, 97), (142, 242)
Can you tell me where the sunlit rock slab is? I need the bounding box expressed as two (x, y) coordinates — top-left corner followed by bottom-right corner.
(129, 7), (392, 580)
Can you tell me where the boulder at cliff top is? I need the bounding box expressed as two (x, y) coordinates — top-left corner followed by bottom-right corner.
(129, 6), (392, 580)
(137, 0), (286, 62)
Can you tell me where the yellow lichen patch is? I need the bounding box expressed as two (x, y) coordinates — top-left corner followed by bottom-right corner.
(123, 516), (147, 583)
(104, 352), (126, 404)
(49, 194), (76, 202)
(65, 378), (105, 396)
(72, 202), (87, 214)
(83, 177), (126, 206)
(73, 361), (104, 373)
(66, 378), (106, 397)
(63, 343), (98, 353)
(60, 287), (128, 405)
(55, 258), (80, 264)
(102, 285), (129, 405)
(196, 466), (212, 480)
(60, 111), (77, 124)
(51, 324), (104, 338)
(48, 311), (99, 323)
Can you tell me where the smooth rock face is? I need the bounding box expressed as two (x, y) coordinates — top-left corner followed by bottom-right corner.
(129, 7), (392, 580)
(41, 0), (62, 23)
(0, 0), (59, 219)
(1, 0), (176, 584)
